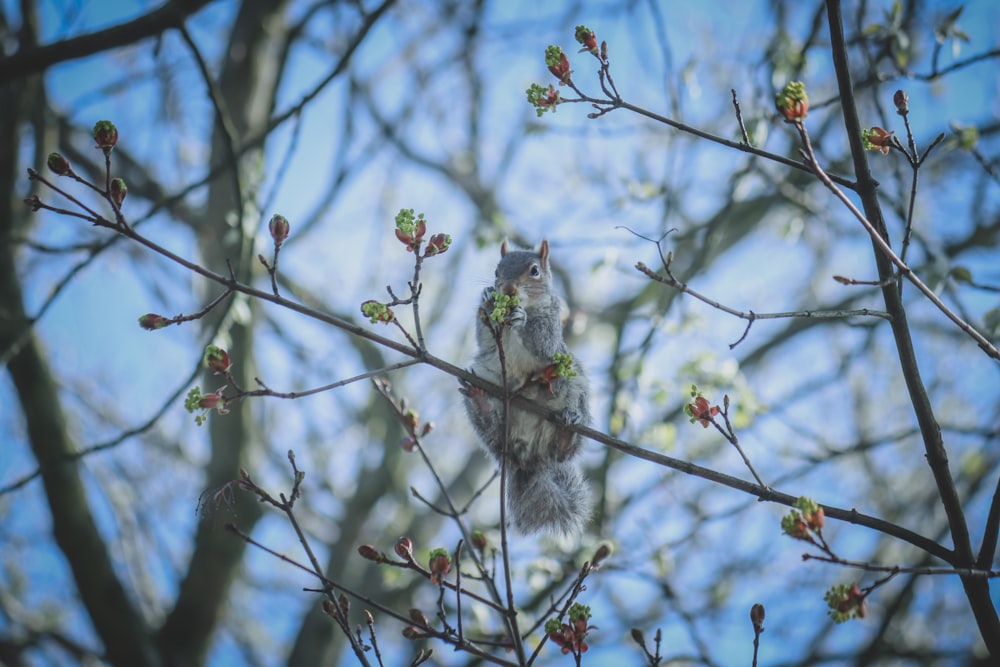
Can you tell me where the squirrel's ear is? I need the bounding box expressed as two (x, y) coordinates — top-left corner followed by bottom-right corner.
(500, 239), (509, 257)
(539, 239), (550, 266)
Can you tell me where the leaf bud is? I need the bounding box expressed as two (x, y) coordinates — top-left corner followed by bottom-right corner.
(357, 544), (383, 562)
(268, 214), (290, 246)
(110, 178), (127, 207)
(92, 120), (118, 154)
(775, 81), (809, 121)
(750, 603), (766, 632)
(395, 536), (414, 561)
(203, 345), (231, 375)
(893, 89), (909, 115)
(138, 313), (170, 330)
(47, 152), (72, 176)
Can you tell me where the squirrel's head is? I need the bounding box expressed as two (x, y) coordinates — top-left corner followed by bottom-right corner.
(495, 239), (551, 305)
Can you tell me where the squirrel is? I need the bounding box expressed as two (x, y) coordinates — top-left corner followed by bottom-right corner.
(460, 239), (592, 535)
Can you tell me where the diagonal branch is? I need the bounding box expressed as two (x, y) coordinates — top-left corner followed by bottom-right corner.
(0, 0), (214, 83)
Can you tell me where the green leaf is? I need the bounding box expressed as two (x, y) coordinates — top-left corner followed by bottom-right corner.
(950, 266), (973, 283)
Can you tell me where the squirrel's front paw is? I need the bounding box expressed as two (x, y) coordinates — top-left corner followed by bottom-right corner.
(506, 305), (527, 327)
(559, 408), (583, 426)
(480, 286), (496, 306)
(460, 378), (493, 417)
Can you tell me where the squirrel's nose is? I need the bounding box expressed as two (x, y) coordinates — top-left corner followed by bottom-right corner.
(501, 284), (518, 296)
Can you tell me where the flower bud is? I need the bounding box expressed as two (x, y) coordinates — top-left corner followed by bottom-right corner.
(394, 209), (426, 251)
(545, 45), (572, 84)
(775, 81), (809, 121)
(408, 608), (429, 627)
(198, 389), (229, 415)
(862, 127), (894, 154)
(423, 233), (451, 257)
(893, 89), (909, 115)
(395, 536), (414, 561)
(804, 505), (824, 531)
(781, 511), (811, 540)
(268, 214), (290, 246)
(92, 120), (118, 154)
(203, 345), (231, 375)
(47, 152), (72, 176)
(138, 313), (170, 330)
(591, 542), (612, 565)
(361, 300), (394, 324)
(574, 25), (598, 55)
(403, 408), (419, 432)
(526, 83), (561, 117)
(750, 603), (766, 632)
(357, 544), (383, 562)
(427, 547), (451, 584)
(471, 529), (488, 551)
(110, 178), (127, 207)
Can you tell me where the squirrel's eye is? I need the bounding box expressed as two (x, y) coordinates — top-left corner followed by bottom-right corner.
(530, 265), (540, 277)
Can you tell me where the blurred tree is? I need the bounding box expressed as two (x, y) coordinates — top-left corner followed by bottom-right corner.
(1, 0), (998, 665)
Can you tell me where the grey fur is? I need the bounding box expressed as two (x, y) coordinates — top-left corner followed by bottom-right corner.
(461, 240), (592, 535)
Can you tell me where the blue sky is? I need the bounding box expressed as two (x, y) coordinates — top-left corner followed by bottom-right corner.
(3, 0), (999, 664)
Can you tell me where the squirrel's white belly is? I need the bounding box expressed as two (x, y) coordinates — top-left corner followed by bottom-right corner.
(499, 328), (544, 383)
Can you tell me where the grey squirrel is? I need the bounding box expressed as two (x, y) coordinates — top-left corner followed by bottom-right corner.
(460, 239), (592, 535)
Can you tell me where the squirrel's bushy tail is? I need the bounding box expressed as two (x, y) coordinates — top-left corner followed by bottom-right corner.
(508, 462), (591, 535)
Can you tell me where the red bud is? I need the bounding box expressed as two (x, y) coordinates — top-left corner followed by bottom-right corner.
(268, 214), (290, 246)
(92, 120), (118, 154)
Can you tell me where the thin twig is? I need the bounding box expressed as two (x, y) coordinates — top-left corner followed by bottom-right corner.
(802, 553), (1000, 577)
(731, 88), (751, 145)
(635, 260), (890, 350)
(794, 122), (1000, 361)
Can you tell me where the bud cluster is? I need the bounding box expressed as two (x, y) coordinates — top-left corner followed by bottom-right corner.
(862, 126), (894, 154)
(488, 291), (519, 323)
(184, 386), (230, 425)
(203, 344), (232, 375)
(361, 300), (394, 324)
(685, 385), (720, 428)
(551, 352), (578, 379)
(781, 496), (825, 541)
(393, 208), (451, 257)
(427, 547), (451, 585)
(574, 25), (598, 56)
(526, 82), (560, 117)
(545, 45), (571, 84)
(824, 583), (867, 623)
(775, 81), (809, 121)
(545, 603), (595, 656)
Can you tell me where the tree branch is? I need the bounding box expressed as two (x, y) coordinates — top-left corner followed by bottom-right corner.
(825, 0), (1000, 655)
(0, 0), (214, 83)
